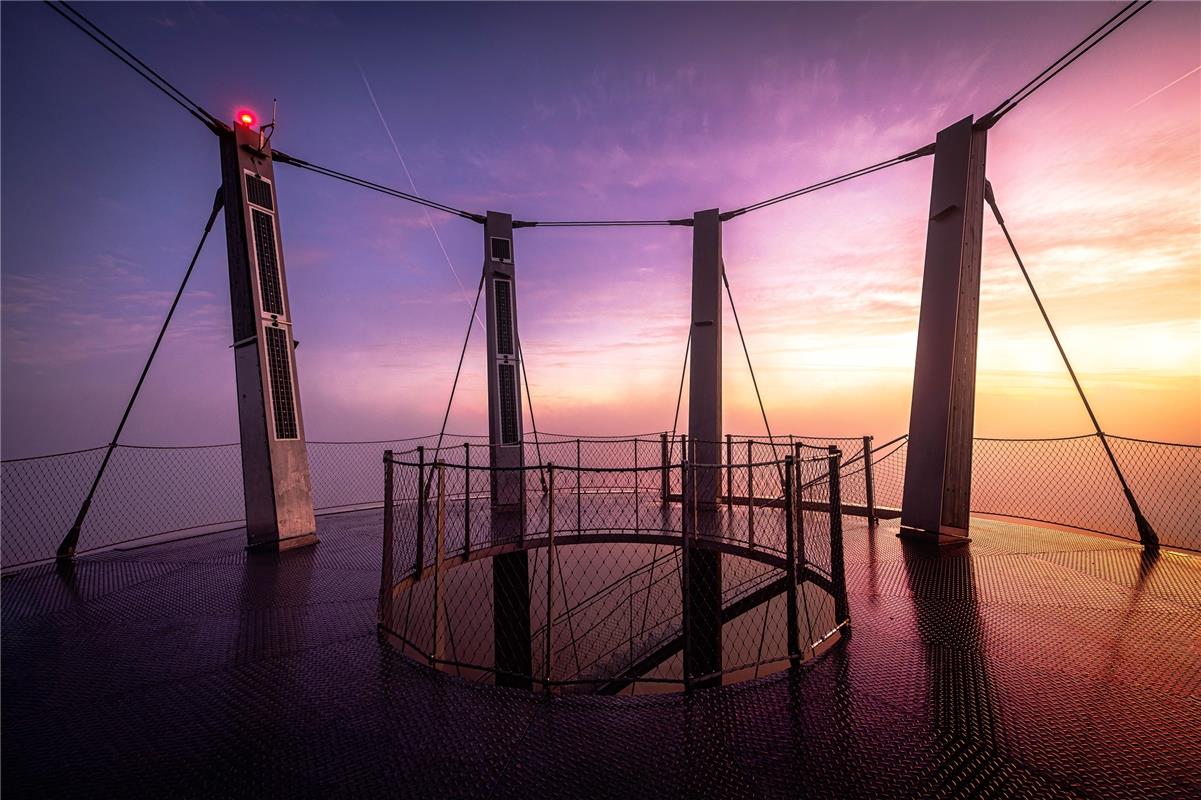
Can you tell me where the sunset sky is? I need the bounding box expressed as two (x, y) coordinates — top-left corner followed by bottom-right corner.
(2, 1), (1198, 458)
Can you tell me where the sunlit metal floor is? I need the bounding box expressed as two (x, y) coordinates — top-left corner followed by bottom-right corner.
(3, 512), (1199, 798)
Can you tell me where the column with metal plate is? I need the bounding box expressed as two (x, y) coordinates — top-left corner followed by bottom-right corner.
(219, 116), (317, 551)
(483, 211), (531, 688)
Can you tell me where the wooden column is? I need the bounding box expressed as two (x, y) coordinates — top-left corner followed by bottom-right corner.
(900, 116), (988, 545)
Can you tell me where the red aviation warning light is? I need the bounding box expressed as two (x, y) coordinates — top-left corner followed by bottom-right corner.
(236, 110), (256, 127)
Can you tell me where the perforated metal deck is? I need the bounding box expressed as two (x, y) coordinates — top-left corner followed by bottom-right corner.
(3, 513), (1199, 798)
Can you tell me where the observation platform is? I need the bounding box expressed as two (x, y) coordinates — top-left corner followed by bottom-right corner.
(3, 510), (1199, 798)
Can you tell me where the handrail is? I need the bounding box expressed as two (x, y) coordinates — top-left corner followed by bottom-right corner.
(10, 430), (1200, 464)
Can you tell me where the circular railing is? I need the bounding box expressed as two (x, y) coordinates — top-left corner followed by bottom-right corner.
(378, 444), (850, 694)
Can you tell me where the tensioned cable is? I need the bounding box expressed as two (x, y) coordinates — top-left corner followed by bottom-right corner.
(419, 277), (548, 493)
(983, 179), (1158, 549)
(49, 0), (1151, 226)
(517, 335), (549, 493)
(270, 151), (485, 223)
(513, 219), (692, 229)
(721, 265), (778, 454)
(57, 188), (225, 560)
(721, 144), (936, 221)
(649, 321), (692, 650)
(428, 272), (486, 476)
(513, 146), (935, 228)
(282, 0), (1148, 224)
(515, 5), (1150, 224)
(977, 1), (1152, 128)
(670, 330), (691, 444)
(983, 1), (1139, 118)
(658, 324), (691, 647)
(44, 1), (222, 131)
(44, 0), (489, 221)
(45, 0), (925, 230)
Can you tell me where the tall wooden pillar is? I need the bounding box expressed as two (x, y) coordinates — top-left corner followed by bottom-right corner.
(900, 116), (988, 545)
(219, 117), (317, 552)
(686, 208), (723, 687)
(482, 211), (531, 688)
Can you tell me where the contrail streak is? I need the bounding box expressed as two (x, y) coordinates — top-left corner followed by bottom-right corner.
(1128, 64), (1200, 110)
(359, 67), (485, 331)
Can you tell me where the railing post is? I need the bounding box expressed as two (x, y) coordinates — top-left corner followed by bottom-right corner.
(862, 435), (876, 526)
(576, 439), (582, 535)
(783, 455), (799, 666)
(659, 433), (669, 505)
(634, 438), (640, 534)
(828, 446), (850, 632)
(628, 583), (635, 668)
(680, 458), (692, 692)
(379, 450), (395, 628)
(463, 442), (471, 554)
(415, 446), (426, 578)
(793, 443), (807, 563)
(725, 434), (733, 508)
(794, 443), (814, 656)
(790, 443), (801, 520)
(747, 439), (755, 545)
(679, 433), (688, 506)
(544, 463), (556, 692)
(432, 460), (446, 665)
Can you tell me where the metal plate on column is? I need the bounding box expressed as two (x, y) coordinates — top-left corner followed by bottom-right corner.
(264, 325), (298, 440)
(251, 210), (285, 316)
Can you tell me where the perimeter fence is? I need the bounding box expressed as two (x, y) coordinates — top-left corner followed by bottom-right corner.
(2, 431), (1197, 569)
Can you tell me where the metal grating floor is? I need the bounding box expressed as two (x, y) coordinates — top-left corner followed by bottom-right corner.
(3, 512), (1199, 798)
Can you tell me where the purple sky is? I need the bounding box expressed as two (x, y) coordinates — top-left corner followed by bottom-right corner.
(2, 2), (1198, 458)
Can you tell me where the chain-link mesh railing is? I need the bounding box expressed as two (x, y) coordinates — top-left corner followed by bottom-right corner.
(2, 447), (107, 568)
(971, 435), (1134, 536)
(969, 434), (1201, 551)
(867, 436), (908, 511)
(377, 441), (849, 693)
(1108, 436), (1201, 548)
(1, 444), (245, 568)
(0, 432), (663, 570)
(3, 431), (1197, 570)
